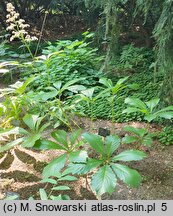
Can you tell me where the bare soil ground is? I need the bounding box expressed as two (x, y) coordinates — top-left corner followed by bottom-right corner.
(0, 117), (173, 200)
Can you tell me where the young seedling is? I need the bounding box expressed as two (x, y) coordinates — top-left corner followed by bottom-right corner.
(122, 125), (154, 148)
(123, 97), (173, 123)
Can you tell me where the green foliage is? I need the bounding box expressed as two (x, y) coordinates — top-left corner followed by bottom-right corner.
(113, 44), (153, 72)
(0, 114), (49, 152)
(35, 171), (78, 200)
(158, 126), (173, 146)
(123, 97), (173, 122)
(97, 76), (128, 123)
(34, 129), (83, 178)
(69, 132), (146, 196)
(74, 72), (161, 123)
(0, 77), (36, 127)
(33, 129), (147, 197)
(122, 126), (153, 147)
(23, 34), (103, 92)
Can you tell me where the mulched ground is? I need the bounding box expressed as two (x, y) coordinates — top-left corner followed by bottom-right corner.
(0, 117), (173, 200)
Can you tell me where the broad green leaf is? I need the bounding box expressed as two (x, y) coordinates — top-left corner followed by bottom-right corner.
(123, 126), (147, 137)
(67, 85), (86, 93)
(69, 129), (81, 146)
(142, 135), (153, 147)
(112, 84), (125, 95)
(144, 114), (156, 122)
(22, 133), (41, 148)
(34, 139), (66, 150)
(99, 77), (113, 88)
(42, 154), (67, 178)
(105, 135), (121, 156)
(91, 165), (117, 196)
(0, 137), (25, 153)
(61, 78), (84, 92)
(112, 150), (147, 162)
(127, 83), (139, 90)
(41, 178), (57, 184)
(156, 106), (173, 112)
(23, 114), (39, 131)
(122, 107), (140, 114)
(58, 175), (78, 181)
(39, 90), (58, 101)
(122, 135), (138, 144)
(15, 76), (34, 94)
(125, 97), (147, 110)
(51, 130), (68, 149)
(111, 163), (141, 187)
(50, 195), (70, 200)
(39, 122), (50, 133)
(116, 76), (128, 85)
(81, 88), (95, 99)
(53, 81), (62, 90)
(65, 163), (87, 175)
(82, 133), (105, 155)
(39, 189), (48, 200)
(83, 158), (103, 174)
(69, 150), (88, 163)
(52, 186), (70, 191)
(146, 98), (160, 112)
(157, 112), (173, 119)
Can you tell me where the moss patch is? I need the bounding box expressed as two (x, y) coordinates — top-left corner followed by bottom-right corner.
(1, 170), (41, 182)
(14, 149), (36, 164)
(0, 152), (14, 170)
(33, 161), (48, 173)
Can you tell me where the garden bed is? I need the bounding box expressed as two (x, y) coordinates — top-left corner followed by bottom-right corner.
(0, 118), (173, 200)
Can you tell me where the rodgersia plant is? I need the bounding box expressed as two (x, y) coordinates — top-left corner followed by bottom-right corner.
(6, 3), (38, 58)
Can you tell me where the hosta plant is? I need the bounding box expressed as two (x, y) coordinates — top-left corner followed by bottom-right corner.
(123, 97), (173, 122)
(122, 126), (154, 147)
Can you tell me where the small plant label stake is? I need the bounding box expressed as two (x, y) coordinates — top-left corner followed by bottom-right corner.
(98, 127), (110, 137)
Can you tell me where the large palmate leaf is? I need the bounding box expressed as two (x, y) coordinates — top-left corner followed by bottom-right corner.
(123, 126), (147, 137)
(42, 154), (67, 178)
(22, 133), (41, 148)
(142, 134), (153, 147)
(112, 150), (147, 162)
(69, 150), (88, 163)
(122, 135), (138, 144)
(64, 163), (87, 175)
(83, 158), (103, 174)
(69, 129), (82, 146)
(111, 163), (142, 187)
(104, 135), (121, 156)
(34, 139), (66, 150)
(51, 130), (68, 149)
(82, 133), (105, 155)
(91, 165), (117, 196)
